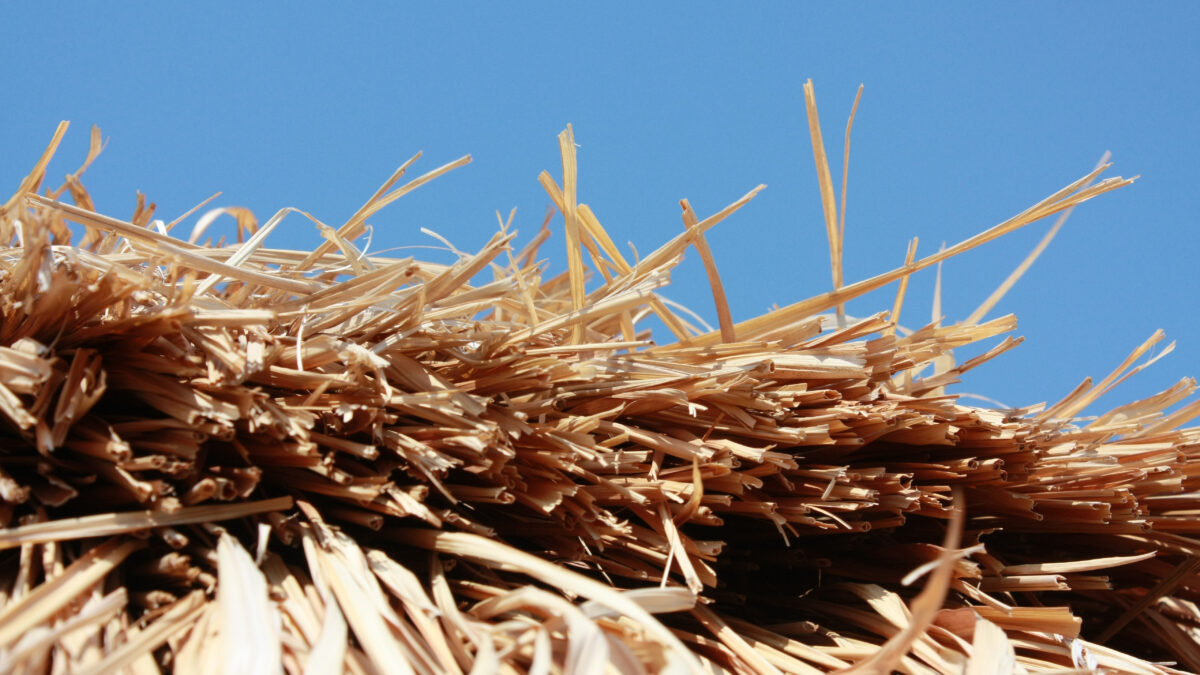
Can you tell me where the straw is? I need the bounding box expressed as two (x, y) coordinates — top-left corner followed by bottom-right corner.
(0, 90), (1194, 674)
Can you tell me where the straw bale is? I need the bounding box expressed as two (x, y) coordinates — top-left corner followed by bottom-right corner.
(0, 95), (1197, 674)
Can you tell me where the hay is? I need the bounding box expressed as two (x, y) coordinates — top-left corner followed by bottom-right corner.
(0, 87), (1197, 674)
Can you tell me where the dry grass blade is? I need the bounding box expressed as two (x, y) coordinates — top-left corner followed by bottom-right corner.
(1, 121), (68, 218)
(1001, 551), (1157, 576)
(555, 125), (587, 345)
(692, 604), (783, 675)
(306, 529), (417, 675)
(681, 199), (735, 343)
(1096, 554), (1200, 644)
(0, 497), (294, 550)
(802, 80), (844, 329)
(217, 533), (282, 674)
(0, 587), (127, 671)
(85, 591), (207, 675)
(296, 153), (471, 271)
(964, 616), (1021, 675)
(0, 538), (143, 649)
(965, 151), (1113, 325)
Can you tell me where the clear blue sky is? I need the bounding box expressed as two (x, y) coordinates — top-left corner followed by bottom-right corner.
(3, 4), (1197, 415)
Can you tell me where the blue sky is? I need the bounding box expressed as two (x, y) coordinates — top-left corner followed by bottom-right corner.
(3, 4), (1197, 415)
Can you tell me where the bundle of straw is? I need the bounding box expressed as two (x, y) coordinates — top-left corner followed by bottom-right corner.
(1, 86), (1198, 674)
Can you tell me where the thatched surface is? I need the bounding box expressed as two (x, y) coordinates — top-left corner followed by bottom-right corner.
(0, 103), (1198, 674)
